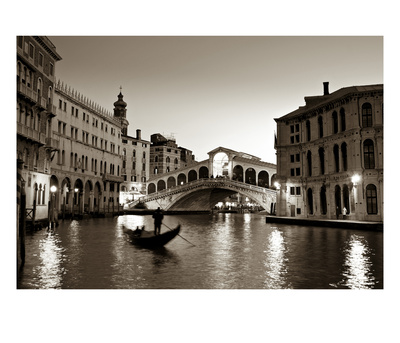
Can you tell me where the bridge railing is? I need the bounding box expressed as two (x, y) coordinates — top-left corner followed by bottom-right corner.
(125, 178), (276, 209)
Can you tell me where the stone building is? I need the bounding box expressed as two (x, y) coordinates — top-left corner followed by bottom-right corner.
(274, 82), (383, 222)
(149, 133), (183, 176)
(50, 81), (124, 217)
(112, 90), (150, 203)
(17, 36), (62, 223)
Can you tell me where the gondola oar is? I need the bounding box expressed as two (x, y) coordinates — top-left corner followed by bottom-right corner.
(162, 223), (196, 247)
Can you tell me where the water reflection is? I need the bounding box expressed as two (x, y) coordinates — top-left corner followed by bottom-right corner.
(35, 232), (65, 289)
(339, 234), (376, 289)
(263, 229), (291, 289)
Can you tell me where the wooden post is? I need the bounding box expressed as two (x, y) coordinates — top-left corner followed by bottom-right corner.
(32, 198), (36, 229)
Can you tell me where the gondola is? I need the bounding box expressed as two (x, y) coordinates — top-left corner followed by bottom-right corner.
(122, 224), (181, 248)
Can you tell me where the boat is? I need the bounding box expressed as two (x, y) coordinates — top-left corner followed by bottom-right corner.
(122, 224), (181, 248)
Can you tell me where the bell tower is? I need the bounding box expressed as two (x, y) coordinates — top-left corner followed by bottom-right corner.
(113, 86), (129, 136)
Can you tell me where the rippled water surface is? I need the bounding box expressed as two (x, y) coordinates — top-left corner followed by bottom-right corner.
(17, 213), (383, 289)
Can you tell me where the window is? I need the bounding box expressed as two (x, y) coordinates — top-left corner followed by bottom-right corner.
(296, 153), (300, 162)
(63, 102), (67, 111)
(307, 150), (312, 177)
(290, 168), (295, 176)
(333, 144), (340, 172)
(71, 106), (74, 116)
(296, 167), (300, 176)
(362, 103), (373, 127)
(319, 147), (325, 175)
(49, 63), (54, 76)
(38, 52), (43, 67)
(340, 108), (346, 131)
(17, 36), (23, 48)
(341, 142), (348, 171)
(363, 139), (375, 169)
(366, 184), (378, 214)
(332, 111), (338, 134)
(29, 43), (34, 59)
(318, 116), (324, 138)
(59, 99), (62, 109)
(306, 120), (311, 142)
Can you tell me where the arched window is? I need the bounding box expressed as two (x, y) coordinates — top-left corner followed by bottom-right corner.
(62, 150), (65, 165)
(122, 148), (126, 156)
(174, 158), (178, 165)
(318, 147), (325, 175)
(133, 149), (136, 157)
(42, 185), (46, 205)
(366, 184), (378, 214)
(48, 86), (53, 105)
(307, 150), (312, 177)
(340, 108), (346, 131)
(363, 139), (375, 169)
(166, 156), (170, 163)
(306, 120), (311, 142)
(154, 167), (158, 174)
(143, 151), (146, 159)
(362, 103), (373, 127)
(318, 116), (324, 138)
(38, 184), (42, 205)
(332, 111), (338, 134)
(341, 142), (348, 171)
(155, 155), (158, 162)
(333, 144), (340, 172)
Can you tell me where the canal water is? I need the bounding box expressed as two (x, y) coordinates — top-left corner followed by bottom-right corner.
(17, 213), (383, 289)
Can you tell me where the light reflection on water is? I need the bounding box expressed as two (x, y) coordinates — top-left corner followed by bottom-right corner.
(263, 229), (291, 289)
(18, 214), (383, 289)
(338, 234), (377, 289)
(35, 231), (65, 289)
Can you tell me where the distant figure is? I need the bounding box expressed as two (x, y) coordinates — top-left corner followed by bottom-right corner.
(152, 207), (164, 235)
(336, 206), (340, 219)
(343, 207), (347, 216)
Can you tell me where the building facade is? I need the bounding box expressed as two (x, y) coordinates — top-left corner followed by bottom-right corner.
(150, 133), (183, 176)
(17, 36), (62, 222)
(274, 82), (383, 222)
(50, 81), (124, 217)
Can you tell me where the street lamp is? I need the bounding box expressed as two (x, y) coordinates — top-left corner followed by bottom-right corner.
(50, 185), (57, 230)
(351, 174), (361, 185)
(274, 182), (281, 190)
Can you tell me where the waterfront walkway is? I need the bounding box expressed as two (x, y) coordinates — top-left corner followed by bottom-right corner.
(265, 215), (383, 231)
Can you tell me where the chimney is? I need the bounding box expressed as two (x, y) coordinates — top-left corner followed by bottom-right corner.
(323, 82), (329, 95)
(136, 129), (141, 140)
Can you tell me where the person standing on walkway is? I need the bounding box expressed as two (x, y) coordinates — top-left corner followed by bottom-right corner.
(153, 207), (164, 235)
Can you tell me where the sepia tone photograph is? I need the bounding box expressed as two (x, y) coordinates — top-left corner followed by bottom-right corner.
(9, 2), (398, 342)
(17, 35), (383, 290)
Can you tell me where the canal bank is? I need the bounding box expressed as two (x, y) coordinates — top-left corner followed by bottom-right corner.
(265, 215), (383, 231)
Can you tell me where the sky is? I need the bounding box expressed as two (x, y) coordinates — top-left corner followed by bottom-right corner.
(48, 36), (383, 163)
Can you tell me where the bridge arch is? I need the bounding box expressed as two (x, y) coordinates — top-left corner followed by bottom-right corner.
(167, 176), (176, 188)
(233, 165), (244, 182)
(157, 180), (166, 191)
(199, 166), (209, 179)
(258, 170), (269, 188)
(245, 168), (256, 185)
(188, 169), (197, 182)
(178, 173), (186, 185)
(148, 183), (156, 194)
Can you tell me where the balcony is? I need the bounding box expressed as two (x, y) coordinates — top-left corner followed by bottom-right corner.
(45, 137), (60, 150)
(102, 172), (124, 183)
(17, 82), (37, 104)
(37, 96), (47, 110)
(17, 122), (46, 145)
(47, 103), (57, 117)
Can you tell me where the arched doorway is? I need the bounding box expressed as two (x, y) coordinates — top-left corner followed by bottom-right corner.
(148, 183), (156, 194)
(307, 188), (314, 215)
(232, 165), (243, 182)
(213, 152), (229, 177)
(84, 180), (93, 213)
(343, 184), (350, 214)
(177, 173), (186, 185)
(188, 170), (197, 182)
(245, 168), (256, 185)
(199, 166), (209, 179)
(335, 185), (342, 216)
(258, 170), (269, 188)
(73, 179), (84, 216)
(61, 177), (71, 216)
(50, 175), (59, 219)
(167, 176), (176, 188)
(157, 180), (166, 191)
(94, 182), (101, 214)
(320, 185), (327, 215)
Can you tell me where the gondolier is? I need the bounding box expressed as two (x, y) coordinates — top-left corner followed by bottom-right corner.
(152, 207), (164, 235)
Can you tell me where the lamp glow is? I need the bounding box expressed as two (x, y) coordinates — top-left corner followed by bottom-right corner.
(352, 174), (361, 185)
(50, 185), (57, 193)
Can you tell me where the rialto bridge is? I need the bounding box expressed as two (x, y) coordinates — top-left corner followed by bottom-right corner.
(126, 147), (277, 212)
